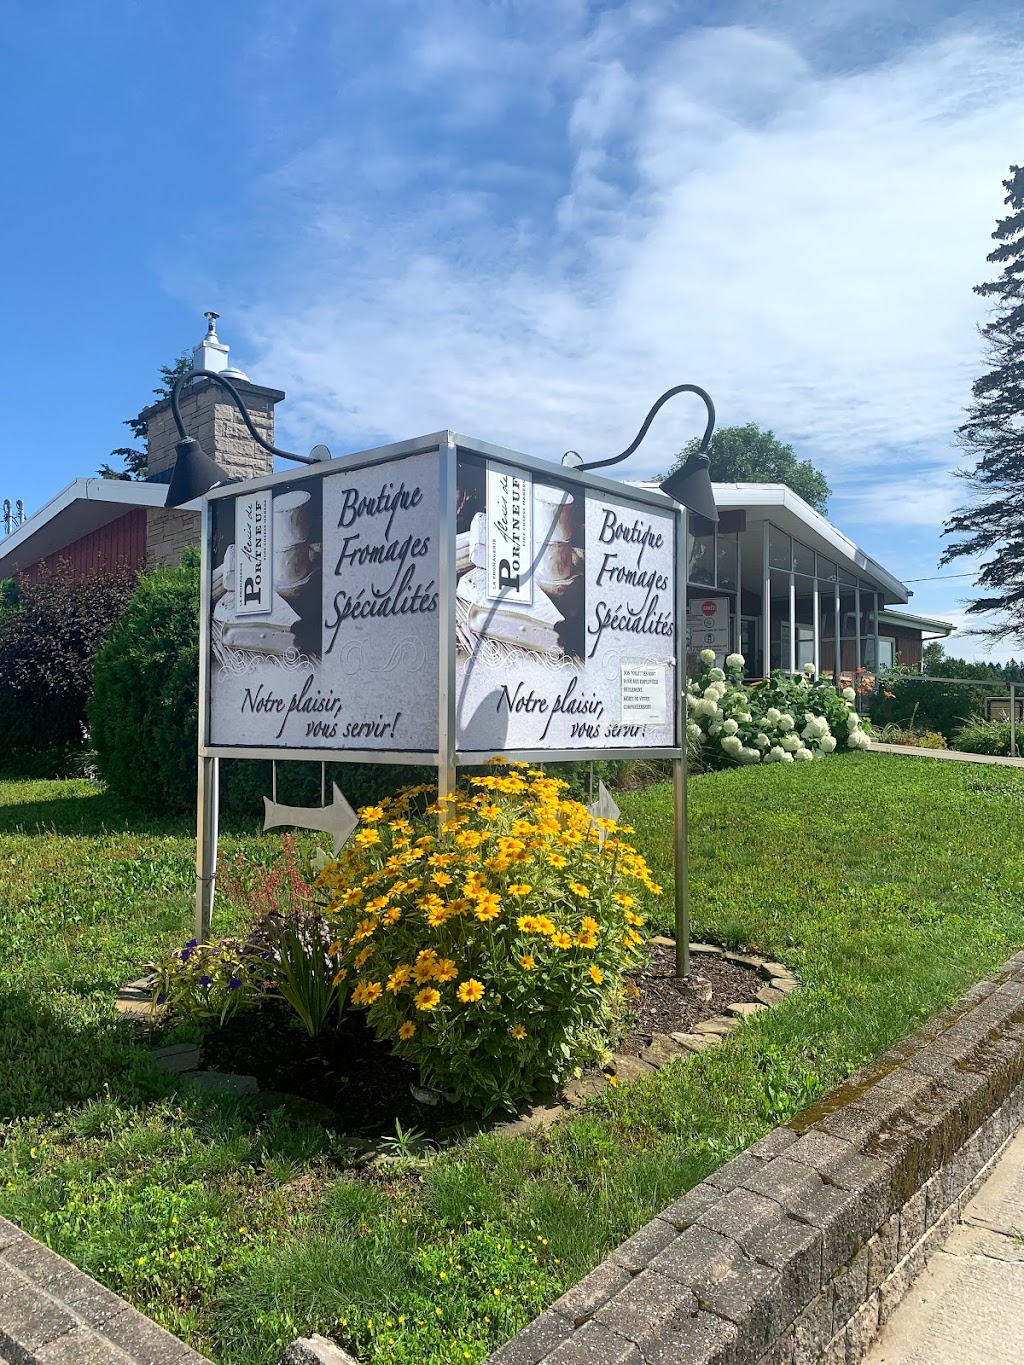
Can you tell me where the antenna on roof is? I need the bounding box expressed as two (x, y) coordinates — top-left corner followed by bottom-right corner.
(2, 499), (25, 537)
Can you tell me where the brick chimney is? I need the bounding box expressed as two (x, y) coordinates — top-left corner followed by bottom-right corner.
(144, 315), (286, 568)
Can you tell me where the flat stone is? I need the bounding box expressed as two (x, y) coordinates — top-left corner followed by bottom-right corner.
(563, 1074), (612, 1106)
(608, 1217), (680, 1272)
(553, 1259), (633, 1325)
(726, 1002), (767, 1019)
(35, 1326), (133, 1365)
(757, 986), (787, 1006)
(689, 942), (724, 956)
(113, 998), (163, 1024)
(592, 1266), (695, 1343)
(724, 951), (765, 967)
(0, 1285), (76, 1356)
(545, 1319), (644, 1364)
(103, 1306), (212, 1362)
(772, 977), (801, 994)
(650, 935), (676, 948)
(692, 1016), (740, 1035)
(670, 1032), (721, 1052)
(640, 1034), (685, 1068)
(493, 1104), (566, 1138)
(487, 1308), (574, 1365)
(151, 1043), (202, 1074)
(610, 1055), (656, 1084)
(179, 1070), (258, 1095)
(278, 1334), (361, 1364)
(759, 962), (793, 980)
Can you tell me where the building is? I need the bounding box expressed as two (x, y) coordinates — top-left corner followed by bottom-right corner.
(0, 318), (952, 675)
(673, 484), (953, 676)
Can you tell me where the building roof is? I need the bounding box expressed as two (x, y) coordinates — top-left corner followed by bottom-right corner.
(877, 607), (955, 638)
(0, 477), (186, 579)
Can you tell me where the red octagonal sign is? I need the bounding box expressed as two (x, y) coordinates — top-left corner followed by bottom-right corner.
(701, 600), (717, 617)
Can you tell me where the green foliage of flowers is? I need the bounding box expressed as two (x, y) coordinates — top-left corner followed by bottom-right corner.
(153, 936), (268, 1027)
(319, 766), (658, 1114)
(687, 650), (869, 768)
(951, 718), (1017, 756)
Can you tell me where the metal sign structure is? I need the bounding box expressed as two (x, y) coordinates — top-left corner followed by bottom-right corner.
(195, 430), (690, 971)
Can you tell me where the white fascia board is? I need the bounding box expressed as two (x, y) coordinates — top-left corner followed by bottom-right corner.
(0, 478), (170, 577)
(877, 608), (955, 636)
(630, 479), (910, 604)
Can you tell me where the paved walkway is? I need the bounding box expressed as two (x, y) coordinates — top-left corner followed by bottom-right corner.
(864, 1124), (1024, 1365)
(870, 741), (1024, 766)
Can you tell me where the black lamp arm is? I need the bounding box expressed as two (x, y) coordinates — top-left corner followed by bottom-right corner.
(170, 369), (317, 466)
(577, 384), (716, 472)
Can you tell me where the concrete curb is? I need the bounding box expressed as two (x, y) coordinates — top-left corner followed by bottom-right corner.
(484, 950), (1024, 1365)
(0, 1219), (213, 1365)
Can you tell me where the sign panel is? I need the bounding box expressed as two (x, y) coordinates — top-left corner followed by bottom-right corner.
(455, 450), (678, 752)
(207, 450), (441, 753)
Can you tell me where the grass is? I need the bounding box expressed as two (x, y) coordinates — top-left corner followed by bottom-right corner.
(2, 756), (1024, 1363)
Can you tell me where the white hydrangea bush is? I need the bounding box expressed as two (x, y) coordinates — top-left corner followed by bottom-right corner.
(687, 651), (870, 769)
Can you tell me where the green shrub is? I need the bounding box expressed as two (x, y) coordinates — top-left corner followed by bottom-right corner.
(869, 668), (987, 740)
(153, 935), (268, 1026)
(0, 561), (137, 778)
(878, 725), (948, 749)
(89, 551), (201, 811)
(951, 719), (1017, 756)
(686, 652), (868, 769)
(320, 766), (658, 1114)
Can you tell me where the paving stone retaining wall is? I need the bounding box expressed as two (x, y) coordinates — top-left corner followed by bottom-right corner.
(487, 949), (1024, 1365)
(0, 1218), (212, 1365)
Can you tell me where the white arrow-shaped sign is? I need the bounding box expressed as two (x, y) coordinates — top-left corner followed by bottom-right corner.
(263, 783), (358, 854)
(587, 781), (621, 844)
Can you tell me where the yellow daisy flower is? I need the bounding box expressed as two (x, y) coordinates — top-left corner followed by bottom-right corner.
(510, 1025), (527, 1040)
(551, 932), (573, 950)
(457, 979), (485, 1003)
(433, 959), (458, 983)
(352, 981), (383, 1006)
(519, 955), (535, 971)
(415, 987), (441, 1011)
(589, 965), (604, 985)
(387, 965), (411, 993)
(508, 883), (532, 897)
(568, 881), (590, 898)
(398, 1021), (416, 1040)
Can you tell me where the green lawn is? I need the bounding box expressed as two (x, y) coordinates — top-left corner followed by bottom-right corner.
(2, 756), (1024, 1363)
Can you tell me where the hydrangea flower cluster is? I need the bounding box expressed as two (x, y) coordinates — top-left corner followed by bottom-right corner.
(687, 651), (870, 769)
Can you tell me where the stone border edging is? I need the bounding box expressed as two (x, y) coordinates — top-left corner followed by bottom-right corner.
(484, 949), (1024, 1365)
(0, 1217), (212, 1365)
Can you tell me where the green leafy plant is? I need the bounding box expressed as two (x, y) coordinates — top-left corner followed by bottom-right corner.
(153, 936), (269, 1026)
(261, 910), (348, 1037)
(951, 719), (1016, 756)
(319, 767), (658, 1115)
(686, 652), (868, 769)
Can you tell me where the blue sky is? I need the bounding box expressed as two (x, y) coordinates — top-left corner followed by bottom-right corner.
(3, 0), (1024, 655)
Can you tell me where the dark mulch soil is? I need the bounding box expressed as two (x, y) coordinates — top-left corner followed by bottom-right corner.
(198, 946), (766, 1135)
(618, 945), (765, 1056)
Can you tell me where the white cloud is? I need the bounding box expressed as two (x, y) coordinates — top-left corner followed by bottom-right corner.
(222, 14), (1024, 513)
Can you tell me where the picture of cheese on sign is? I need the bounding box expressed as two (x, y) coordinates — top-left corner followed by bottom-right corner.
(213, 589), (300, 659)
(457, 567), (563, 654)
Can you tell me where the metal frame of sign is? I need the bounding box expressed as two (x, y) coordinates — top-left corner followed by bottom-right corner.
(194, 430), (691, 975)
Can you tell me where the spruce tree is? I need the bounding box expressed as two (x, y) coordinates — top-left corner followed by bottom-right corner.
(943, 166), (1024, 640)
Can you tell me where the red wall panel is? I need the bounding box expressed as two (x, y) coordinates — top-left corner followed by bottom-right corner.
(18, 508), (147, 583)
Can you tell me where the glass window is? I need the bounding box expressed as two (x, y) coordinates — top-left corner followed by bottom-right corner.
(687, 512), (715, 586)
(716, 532), (738, 591)
(794, 539), (815, 577)
(878, 637), (895, 670)
(816, 555), (838, 581)
(769, 524), (791, 570)
(838, 568), (856, 587)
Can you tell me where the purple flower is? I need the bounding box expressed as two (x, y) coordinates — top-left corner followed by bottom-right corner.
(185, 939), (199, 949)
(228, 977), (242, 991)
(180, 949), (192, 963)
(156, 993), (167, 1005)
(199, 975), (212, 987)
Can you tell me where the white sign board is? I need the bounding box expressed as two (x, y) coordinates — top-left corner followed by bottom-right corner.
(208, 450), (441, 753)
(203, 438), (681, 760)
(455, 452), (678, 752)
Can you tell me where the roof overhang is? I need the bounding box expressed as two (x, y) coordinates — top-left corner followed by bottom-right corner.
(632, 480), (910, 604)
(877, 608), (954, 638)
(0, 478), (192, 578)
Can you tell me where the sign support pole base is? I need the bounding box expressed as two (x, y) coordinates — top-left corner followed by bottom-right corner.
(195, 754), (219, 943)
(673, 752), (689, 980)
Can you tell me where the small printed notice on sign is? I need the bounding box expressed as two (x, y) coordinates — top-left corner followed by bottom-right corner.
(620, 662), (667, 726)
(485, 461), (533, 605)
(235, 491), (273, 616)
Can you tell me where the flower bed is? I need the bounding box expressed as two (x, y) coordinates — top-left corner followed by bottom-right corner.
(687, 650), (870, 768)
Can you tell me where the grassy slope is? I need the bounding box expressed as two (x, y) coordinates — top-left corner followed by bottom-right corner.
(1, 756), (1023, 1363)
